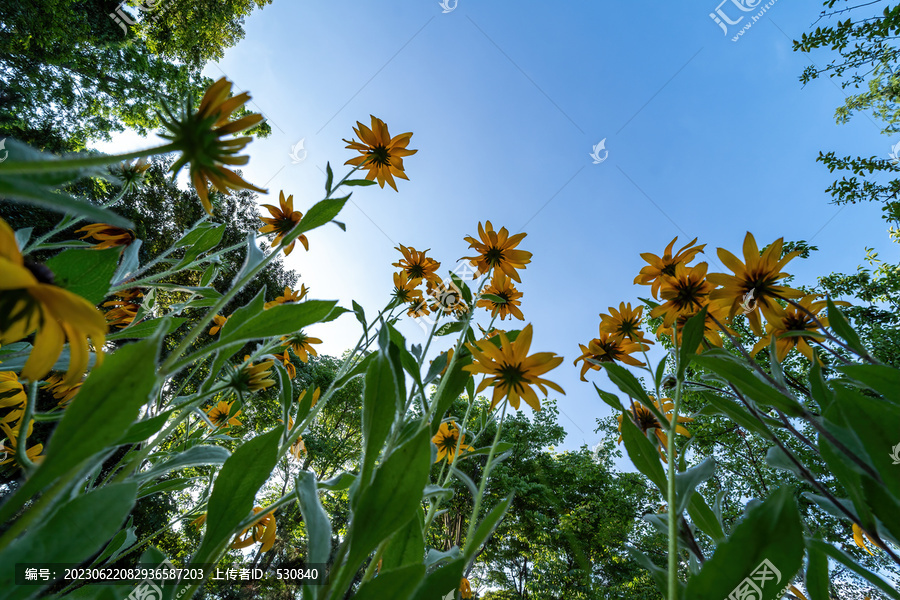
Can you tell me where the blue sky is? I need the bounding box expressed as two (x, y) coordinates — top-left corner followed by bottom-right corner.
(103, 1), (896, 454)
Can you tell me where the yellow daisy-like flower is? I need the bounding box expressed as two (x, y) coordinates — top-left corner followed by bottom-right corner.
(41, 373), (82, 406)
(75, 224), (136, 250)
(0, 420), (43, 466)
(650, 262), (713, 328)
(275, 349), (296, 379)
(190, 513), (207, 529)
(407, 299), (431, 318)
(343, 115), (418, 191)
(616, 396), (692, 461)
(160, 77), (267, 215)
(465, 324), (564, 411)
(264, 284), (309, 310)
(598, 302), (653, 345)
(432, 421), (473, 464)
(477, 271), (524, 321)
(208, 314), (228, 336)
(655, 302), (732, 352)
(259, 191), (308, 256)
(427, 280), (468, 317)
(297, 387), (320, 408)
(232, 355), (276, 393)
(115, 157), (152, 192)
(750, 295), (840, 362)
(852, 523), (884, 556)
(391, 271), (423, 305)
(462, 221), (532, 283)
(393, 245), (442, 286)
(0, 218), (107, 385)
(204, 400), (242, 428)
(284, 417), (307, 460)
(231, 506), (277, 552)
(707, 233), (804, 335)
(102, 288), (144, 329)
(281, 332), (322, 363)
(460, 578), (473, 599)
(573, 332), (648, 382)
(0, 372), (26, 409)
(634, 236), (706, 299)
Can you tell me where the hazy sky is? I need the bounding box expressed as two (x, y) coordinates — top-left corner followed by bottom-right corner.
(101, 1), (896, 454)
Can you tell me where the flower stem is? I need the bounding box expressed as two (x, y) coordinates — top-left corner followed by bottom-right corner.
(1, 144), (179, 175)
(464, 400), (507, 549)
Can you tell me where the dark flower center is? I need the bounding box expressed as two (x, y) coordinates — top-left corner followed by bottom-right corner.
(24, 259), (55, 285)
(484, 248), (504, 265)
(369, 145), (391, 166)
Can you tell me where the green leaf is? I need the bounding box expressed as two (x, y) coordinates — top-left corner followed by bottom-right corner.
(354, 565), (425, 600)
(464, 494), (513, 562)
(382, 508), (425, 570)
(435, 321), (466, 337)
(193, 429), (282, 564)
(231, 232), (265, 286)
(14, 227), (32, 251)
(319, 472), (356, 491)
(837, 363), (900, 402)
(112, 239), (142, 284)
(115, 409), (174, 445)
(325, 162), (334, 195)
(45, 247), (120, 305)
(296, 471), (333, 565)
(678, 306), (707, 378)
(625, 545), (672, 597)
(430, 354), (473, 435)
(343, 179), (377, 187)
(684, 487), (804, 600)
(107, 317), (186, 341)
(137, 477), (198, 500)
(296, 195), (349, 233)
(592, 383), (623, 412)
(600, 363), (669, 425)
(424, 353), (448, 385)
(687, 493), (726, 543)
(360, 348), (401, 486)
(410, 557), (466, 600)
(0, 176), (133, 229)
(699, 391), (774, 438)
(804, 537), (830, 600)
(173, 223), (225, 269)
(480, 293), (505, 304)
(692, 354), (805, 417)
(346, 427), (432, 571)
(216, 300), (342, 348)
(826, 297), (868, 356)
(806, 538), (900, 600)
(0, 330), (162, 524)
(619, 410), (666, 492)
(0, 483), (137, 599)
(137, 446), (231, 481)
(765, 446), (806, 481)
(352, 300), (367, 332)
(674, 457), (715, 516)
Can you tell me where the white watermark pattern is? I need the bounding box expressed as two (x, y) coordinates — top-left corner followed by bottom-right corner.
(0, 138), (7, 163)
(589, 139), (609, 164)
(739, 289), (757, 315)
(890, 442), (900, 465)
(889, 141), (900, 165)
(726, 558), (792, 600)
(439, 0), (458, 14)
(289, 138), (308, 164)
(126, 560), (188, 600)
(109, 0), (175, 35)
(709, 0), (779, 42)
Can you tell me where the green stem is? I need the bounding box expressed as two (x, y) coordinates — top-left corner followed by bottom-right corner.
(360, 539), (389, 584)
(14, 381), (38, 475)
(1, 144), (178, 175)
(0, 467), (80, 551)
(464, 400), (507, 547)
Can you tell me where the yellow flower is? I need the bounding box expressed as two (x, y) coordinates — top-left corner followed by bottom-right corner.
(460, 577), (473, 599)
(393, 244), (442, 286)
(75, 224), (136, 249)
(265, 285), (309, 310)
(635, 236), (706, 299)
(477, 324), (506, 340)
(259, 191), (308, 256)
(852, 523), (883, 555)
(232, 355), (276, 392)
(0, 372), (26, 409)
(707, 233), (804, 335)
(208, 314), (228, 336)
(0, 218), (107, 385)
(275, 349), (296, 379)
(462, 221), (532, 283)
(427, 280), (468, 317)
(407, 299), (431, 318)
(392, 271), (423, 305)
(281, 332), (322, 363)
(41, 373), (82, 406)
(465, 324), (564, 411)
(231, 507), (277, 552)
(477, 271), (524, 321)
(598, 302), (653, 345)
(297, 386), (320, 408)
(616, 397), (692, 461)
(190, 513), (207, 529)
(160, 77), (266, 215)
(750, 295), (839, 362)
(655, 302), (732, 351)
(432, 421), (473, 464)
(343, 115), (418, 191)
(573, 332), (647, 382)
(650, 262), (713, 328)
(204, 400), (242, 428)
(0, 420), (43, 467)
(102, 288), (143, 329)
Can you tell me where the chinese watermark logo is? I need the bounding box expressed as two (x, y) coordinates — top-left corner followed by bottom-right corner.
(739, 289), (757, 315)
(709, 0), (779, 42)
(890, 442), (900, 465)
(589, 139), (608, 164)
(889, 141), (900, 165)
(439, 0), (458, 14)
(727, 558), (781, 600)
(289, 138), (308, 164)
(109, 0), (175, 35)
(0, 138), (7, 163)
